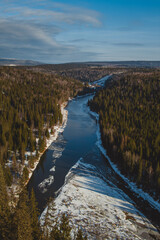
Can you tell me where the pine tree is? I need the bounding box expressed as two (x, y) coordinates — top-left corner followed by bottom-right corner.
(0, 164), (12, 240)
(29, 189), (41, 240)
(76, 229), (87, 240)
(49, 222), (61, 240)
(4, 166), (13, 186)
(59, 213), (71, 240)
(29, 130), (35, 152)
(43, 198), (58, 240)
(14, 189), (33, 240)
(12, 152), (17, 172)
(138, 158), (143, 183)
(22, 166), (29, 183)
(76, 228), (83, 240)
(45, 128), (50, 139)
(42, 201), (51, 239)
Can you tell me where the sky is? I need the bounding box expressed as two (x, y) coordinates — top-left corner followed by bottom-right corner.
(0, 0), (160, 63)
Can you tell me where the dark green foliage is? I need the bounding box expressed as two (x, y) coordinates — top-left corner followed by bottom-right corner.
(49, 223), (61, 240)
(29, 189), (42, 240)
(89, 71), (160, 197)
(39, 136), (46, 152)
(0, 178), (88, 240)
(76, 228), (87, 240)
(49, 213), (71, 240)
(14, 190), (33, 240)
(45, 128), (50, 139)
(4, 166), (13, 186)
(0, 66), (82, 172)
(0, 164), (12, 240)
(22, 166), (29, 183)
(59, 213), (71, 240)
(0, 66), (86, 239)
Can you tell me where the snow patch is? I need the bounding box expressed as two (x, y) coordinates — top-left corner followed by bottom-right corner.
(38, 175), (54, 193)
(26, 102), (68, 186)
(40, 158), (158, 239)
(50, 166), (56, 172)
(88, 108), (160, 213)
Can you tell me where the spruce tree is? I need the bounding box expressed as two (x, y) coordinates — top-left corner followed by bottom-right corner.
(49, 222), (61, 240)
(76, 228), (83, 240)
(59, 213), (71, 240)
(0, 164), (12, 240)
(76, 228), (87, 240)
(14, 189), (33, 240)
(29, 189), (41, 240)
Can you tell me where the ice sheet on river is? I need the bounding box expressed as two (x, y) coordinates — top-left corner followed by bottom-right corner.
(40, 158), (159, 240)
(38, 175), (54, 193)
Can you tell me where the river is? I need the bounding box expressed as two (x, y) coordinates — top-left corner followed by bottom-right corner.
(28, 76), (160, 238)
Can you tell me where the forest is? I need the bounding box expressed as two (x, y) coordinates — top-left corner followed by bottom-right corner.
(0, 66), (88, 239)
(26, 63), (126, 82)
(0, 163), (87, 240)
(89, 70), (160, 198)
(0, 67), (82, 186)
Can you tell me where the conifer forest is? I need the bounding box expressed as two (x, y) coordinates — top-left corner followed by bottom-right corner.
(0, 64), (160, 239)
(89, 70), (160, 198)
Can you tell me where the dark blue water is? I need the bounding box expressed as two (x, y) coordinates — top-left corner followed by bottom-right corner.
(28, 94), (111, 211)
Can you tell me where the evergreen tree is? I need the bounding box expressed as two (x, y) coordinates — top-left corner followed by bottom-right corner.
(76, 228), (84, 240)
(49, 222), (61, 240)
(89, 71), (160, 196)
(0, 164), (12, 240)
(4, 166), (13, 186)
(59, 213), (71, 240)
(12, 152), (17, 172)
(22, 166), (29, 183)
(138, 159), (143, 183)
(14, 189), (33, 240)
(29, 189), (41, 240)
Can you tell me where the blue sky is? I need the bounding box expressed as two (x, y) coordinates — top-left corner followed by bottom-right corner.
(0, 0), (160, 63)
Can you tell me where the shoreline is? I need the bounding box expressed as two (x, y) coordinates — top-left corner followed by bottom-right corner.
(88, 108), (160, 212)
(9, 101), (69, 199)
(40, 157), (159, 240)
(40, 102), (159, 239)
(27, 101), (68, 181)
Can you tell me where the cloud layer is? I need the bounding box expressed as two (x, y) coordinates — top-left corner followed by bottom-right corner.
(0, 1), (101, 62)
(0, 0), (160, 62)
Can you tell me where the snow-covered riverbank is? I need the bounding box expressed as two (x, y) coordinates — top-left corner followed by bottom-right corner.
(9, 101), (69, 197)
(28, 102), (68, 177)
(40, 157), (159, 239)
(39, 75), (160, 239)
(40, 101), (160, 239)
(88, 109), (160, 213)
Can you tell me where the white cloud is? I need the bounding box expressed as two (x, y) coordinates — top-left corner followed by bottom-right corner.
(2, 4), (101, 27)
(0, 1), (102, 62)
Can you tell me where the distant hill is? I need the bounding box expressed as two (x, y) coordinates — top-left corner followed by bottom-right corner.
(35, 61), (160, 69)
(36, 61), (160, 69)
(86, 61), (160, 68)
(1, 59), (159, 68)
(0, 58), (44, 66)
(24, 60), (160, 83)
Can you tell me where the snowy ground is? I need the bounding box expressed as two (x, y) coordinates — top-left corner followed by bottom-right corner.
(8, 102), (68, 198)
(88, 109), (160, 214)
(40, 158), (159, 240)
(28, 102), (68, 180)
(93, 75), (111, 87)
(89, 77), (160, 213)
(40, 97), (160, 239)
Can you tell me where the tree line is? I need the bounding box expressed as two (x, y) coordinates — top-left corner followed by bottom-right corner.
(0, 67), (82, 186)
(0, 163), (87, 240)
(89, 70), (160, 198)
(0, 66), (86, 239)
